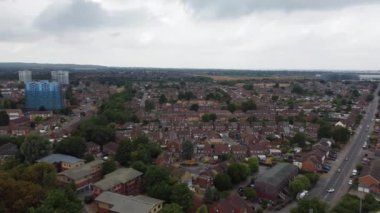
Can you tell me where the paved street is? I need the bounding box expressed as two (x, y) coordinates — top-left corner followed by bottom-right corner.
(281, 85), (380, 212)
(312, 84), (380, 207)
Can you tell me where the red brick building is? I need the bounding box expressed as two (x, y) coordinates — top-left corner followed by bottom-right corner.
(92, 168), (143, 197)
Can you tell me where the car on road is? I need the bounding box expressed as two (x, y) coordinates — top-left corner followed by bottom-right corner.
(345, 157), (349, 161)
(337, 168), (341, 173)
(327, 188), (335, 193)
(348, 179), (353, 185)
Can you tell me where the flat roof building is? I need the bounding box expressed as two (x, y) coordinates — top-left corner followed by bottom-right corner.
(51, 71), (69, 85)
(25, 80), (64, 110)
(95, 191), (164, 213)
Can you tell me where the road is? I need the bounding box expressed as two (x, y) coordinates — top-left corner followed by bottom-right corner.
(312, 85), (380, 207)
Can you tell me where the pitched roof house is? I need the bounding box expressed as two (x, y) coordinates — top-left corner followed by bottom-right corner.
(358, 159), (380, 195)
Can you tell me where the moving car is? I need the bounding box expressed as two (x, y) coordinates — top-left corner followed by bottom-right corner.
(327, 188), (335, 193)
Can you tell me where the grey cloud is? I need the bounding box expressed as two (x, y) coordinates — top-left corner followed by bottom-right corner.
(184, 0), (380, 18)
(34, 0), (149, 32)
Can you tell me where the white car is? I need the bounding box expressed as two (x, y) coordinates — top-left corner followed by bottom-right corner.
(327, 188), (335, 193)
(348, 179), (353, 185)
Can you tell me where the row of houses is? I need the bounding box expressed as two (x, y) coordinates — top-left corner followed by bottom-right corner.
(293, 138), (334, 173)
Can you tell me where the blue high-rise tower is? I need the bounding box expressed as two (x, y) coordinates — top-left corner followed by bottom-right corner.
(25, 81), (64, 110)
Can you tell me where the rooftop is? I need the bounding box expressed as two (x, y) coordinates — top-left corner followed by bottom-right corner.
(59, 159), (103, 181)
(94, 168), (143, 190)
(256, 162), (298, 187)
(0, 143), (18, 156)
(95, 191), (163, 213)
(37, 153), (84, 164)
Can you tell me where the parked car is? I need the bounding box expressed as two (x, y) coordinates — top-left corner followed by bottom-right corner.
(348, 179), (353, 185)
(323, 164), (332, 169)
(352, 169), (358, 176)
(327, 188), (335, 193)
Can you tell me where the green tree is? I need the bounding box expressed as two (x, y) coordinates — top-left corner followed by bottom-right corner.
(54, 136), (87, 158)
(332, 126), (350, 143)
(178, 91), (196, 100)
(304, 172), (319, 186)
(292, 84), (304, 95)
(227, 103), (236, 113)
(170, 183), (193, 212)
(204, 187), (220, 204)
(20, 134), (51, 163)
(29, 188), (82, 213)
(227, 163), (250, 184)
(272, 95), (279, 101)
(333, 194), (360, 213)
(0, 111), (9, 126)
(182, 140), (194, 160)
(243, 84), (254, 90)
(291, 132), (307, 148)
(0, 172), (45, 213)
(202, 113), (217, 122)
(366, 94), (374, 102)
(247, 157), (259, 173)
(102, 159), (117, 175)
(131, 161), (147, 173)
(147, 183), (172, 202)
(363, 193), (380, 212)
(115, 139), (133, 166)
(159, 94), (168, 105)
(243, 187), (257, 201)
(291, 198), (328, 213)
(318, 124), (332, 139)
(160, 203), (184, 213)
(196, 205), (208, 213)
(213, 173), (232, 191)
(241, 100), (257, 112)
(83, 154), (94, 163)
(145, 100), (156, 112)
(190, 103), (199, 112)
(23, 163), (57, 189)
(290, 175), (311, 195)
(143, 166), (170, 190)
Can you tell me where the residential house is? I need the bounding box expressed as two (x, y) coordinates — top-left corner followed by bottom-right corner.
(95, 191), (164, 213)
(5, 109), (24, 120)
(0, 126), (9, 135)
(0, 143), (18, 164)
(86, 142), (101, 156)
(209, 193), (253, 213)
(358, 159), (380, 195)
(294, 138), (332, 173)
(57, 159), (103, 191)
(231, 144), (247, 159)
(103, 142), (119, 156)
(28, 111), (53, 120)
(92, 168), (143, 197)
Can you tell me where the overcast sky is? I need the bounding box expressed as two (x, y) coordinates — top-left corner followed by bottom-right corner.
(1, 0), (380, 70)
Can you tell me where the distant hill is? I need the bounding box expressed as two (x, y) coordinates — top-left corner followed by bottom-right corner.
(0, 62), (108, 71)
